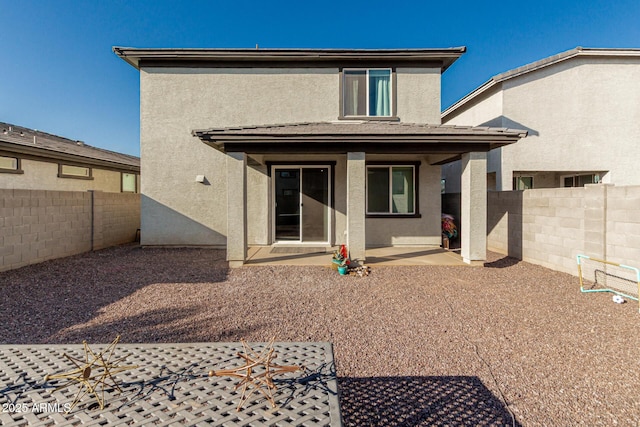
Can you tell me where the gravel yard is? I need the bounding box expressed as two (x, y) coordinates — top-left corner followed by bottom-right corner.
(1, 244), (639, 426)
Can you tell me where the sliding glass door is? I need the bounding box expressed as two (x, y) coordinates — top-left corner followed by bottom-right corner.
(274, 166), (330, 243)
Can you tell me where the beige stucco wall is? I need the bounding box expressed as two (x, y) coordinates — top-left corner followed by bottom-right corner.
(140, 68), (338, 246)
(443, 56), (640, 191)
(0, 158), (129, 192)
(396, 68), (441, 123)
(140, 66), (443, 246)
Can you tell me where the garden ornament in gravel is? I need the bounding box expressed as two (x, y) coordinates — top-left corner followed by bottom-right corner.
(208, 338), (304, 411)
(44, 335), (138, 413)
(332, 244), (351, 273)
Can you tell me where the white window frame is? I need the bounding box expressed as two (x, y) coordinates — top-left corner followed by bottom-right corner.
(342, 68), (393, 118)
(366, 164), (416, 215)
(58, 164), (93, 180)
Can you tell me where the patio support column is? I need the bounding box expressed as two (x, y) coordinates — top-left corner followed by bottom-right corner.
(347, 152), (366, 262)
(226, 152), (247, 268)
(461, 152), (487, 264)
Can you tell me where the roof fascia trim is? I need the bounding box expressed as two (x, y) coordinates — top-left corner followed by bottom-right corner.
(0, 142), (140, 172)
(113, 47), (467, 71)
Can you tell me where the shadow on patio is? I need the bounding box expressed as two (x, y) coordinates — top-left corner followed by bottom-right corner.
(246, 246), (467, 266)
(338, 375), (519, 426)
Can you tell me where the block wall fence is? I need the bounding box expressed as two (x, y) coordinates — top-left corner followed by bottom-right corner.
(444, 185), (640, 275)
(0, 189), (140, 272)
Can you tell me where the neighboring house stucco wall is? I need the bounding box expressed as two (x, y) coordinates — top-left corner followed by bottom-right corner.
(442, 54), (640, 191)
(140, 66), (443, 246)
(0, 158), (127, 192)
(442, 89), (503, 128)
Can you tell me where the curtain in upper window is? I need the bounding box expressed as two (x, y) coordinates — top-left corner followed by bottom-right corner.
(344, 71), (366, 116)
(343, 69), (391, 117)
(369, 70), (390, 116)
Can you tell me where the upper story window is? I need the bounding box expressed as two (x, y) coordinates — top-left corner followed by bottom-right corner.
(0, 155), (22, 174)
(342, 69), (393, 118)
(59, 164), (93, 180)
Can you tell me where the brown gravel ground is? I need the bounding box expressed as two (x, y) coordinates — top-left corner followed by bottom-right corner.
(1, 244), (639, 426)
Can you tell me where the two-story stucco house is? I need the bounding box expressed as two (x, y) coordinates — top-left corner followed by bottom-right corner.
(114, 47), (526, 266)
(441, 47), (640, 192)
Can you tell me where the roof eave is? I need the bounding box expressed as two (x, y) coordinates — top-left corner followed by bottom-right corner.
(443, 46), (640, 119)
(113, 47), (467, 71)
(0, 141), (140, 172)
(193, 131), (527, 155)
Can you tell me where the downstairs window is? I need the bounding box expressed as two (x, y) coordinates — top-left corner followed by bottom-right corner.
(367, 165), (418, 216)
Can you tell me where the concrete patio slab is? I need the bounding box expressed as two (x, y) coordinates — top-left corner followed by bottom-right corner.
(0, 342), (342, 427)
(246, 246), (466, 266)
(365, 246), (467, 266)
(247, 246), (335, 266)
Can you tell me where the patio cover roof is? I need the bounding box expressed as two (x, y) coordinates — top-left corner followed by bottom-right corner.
(192, 121), (527, 160)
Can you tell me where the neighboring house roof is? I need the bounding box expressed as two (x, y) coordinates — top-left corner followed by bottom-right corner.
(193, 121), (527, 157)
(442, 47), (640, 120)
(113, 47), (466, 72)
(0, 122), (140, 172)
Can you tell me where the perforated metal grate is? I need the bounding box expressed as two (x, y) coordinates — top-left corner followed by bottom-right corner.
(0, 342), (342, 426)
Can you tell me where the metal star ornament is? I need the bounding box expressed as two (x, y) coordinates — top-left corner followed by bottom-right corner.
(209, 339), (304, 411)
(44, 336), (137, 412)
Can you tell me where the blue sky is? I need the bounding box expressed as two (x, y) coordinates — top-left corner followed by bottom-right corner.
(2, 0), (639, 157)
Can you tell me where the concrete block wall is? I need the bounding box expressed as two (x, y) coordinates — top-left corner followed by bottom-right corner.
(0, 189), (140, 272)
(487, 185), (640, 275)
(0, 189), (92, 271)
(489, 188), (586, 274)
(93, 192), (141, 250)
(605, 186), (640, 267)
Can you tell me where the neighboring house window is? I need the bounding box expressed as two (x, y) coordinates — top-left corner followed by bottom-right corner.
(562, 174), (599, 187)
(367, 164), (418, 216)
(58, 164), (93, 179)
(343, 69), (393, 117)
(121, 173), (137, 192)
(0, 156), (22, 174)
(513, 176), (533, 190)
